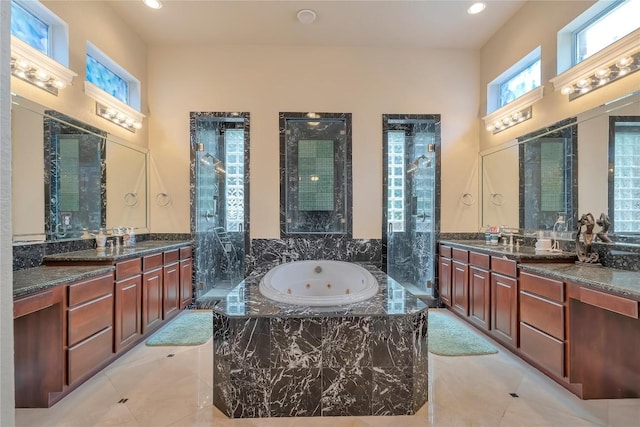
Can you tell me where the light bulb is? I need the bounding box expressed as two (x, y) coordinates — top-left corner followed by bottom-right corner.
(616, 56), (633, 68)
(576, 78), (591, 88)
(486, 124), (495, 132)
(467, 2), (486, 14)
(16, 59), (30, 71)
(35, 70), (50, 81)
(561, 86), (574, 95)
(595, 68), (611, 78)
(143, 0), (162, 9)
(53, 80), (66, 89)
(618, 67), (630, 76)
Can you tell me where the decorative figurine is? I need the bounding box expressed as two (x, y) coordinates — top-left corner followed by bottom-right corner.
(575, 213), (600, 265)
(596, 212), (613, 243)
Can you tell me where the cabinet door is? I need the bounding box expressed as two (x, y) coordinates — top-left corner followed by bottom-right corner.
(179, 258), (193, 309)
(115, 275), (142, 353)
(490, 273), (518, 347)
(438, 256), (452, 306)
(142, 267), (163, 333)
(452, 260), (469, 317)
(163, 262), (180, 319)
(469, 266), (490, 330)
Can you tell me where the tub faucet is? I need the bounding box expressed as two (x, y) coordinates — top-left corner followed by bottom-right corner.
(281, 251), (299, 264)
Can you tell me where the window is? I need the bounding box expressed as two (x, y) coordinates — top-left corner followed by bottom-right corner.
(86, 42), (140, 110)
(225, 129), (245, 232)
(498, 59), (541, 108)
(387, 131), (406, 233)
(10, 0), (69, 65)
(609, 117), (640, 234)
(487, 47), (541, 113)
(574, 0), (640, 65)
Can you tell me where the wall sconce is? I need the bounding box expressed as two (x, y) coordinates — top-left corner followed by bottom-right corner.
(482, 86), (544, 134)
(10, 36), (77, 96)
(84, 81), (145, 132)
(550, 29), (640, 101)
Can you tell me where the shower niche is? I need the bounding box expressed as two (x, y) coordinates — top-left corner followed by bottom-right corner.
(280, 112), (352, 236)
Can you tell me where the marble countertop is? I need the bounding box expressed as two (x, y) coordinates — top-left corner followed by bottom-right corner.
(440, 240), (577, 262)
(213, 265), (431, 319)
(43, 240), (191, 263)
(519, 263), (640, 301)
(13, 265), (115, 298)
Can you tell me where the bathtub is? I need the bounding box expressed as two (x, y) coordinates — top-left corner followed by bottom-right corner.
(258, 260), (379, 306)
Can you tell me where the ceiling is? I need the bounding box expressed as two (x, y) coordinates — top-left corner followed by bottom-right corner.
(107, 0), (526, 49)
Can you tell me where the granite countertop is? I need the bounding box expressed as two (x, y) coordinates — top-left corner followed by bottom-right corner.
(213, 265), (431, 319)
(440, 240), (577, 261)
(519, 263), (640, 301)
(43, 240), (191, 263)
(13, 265), (115, 298)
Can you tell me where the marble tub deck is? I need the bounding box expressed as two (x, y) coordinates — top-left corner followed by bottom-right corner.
(212, 265), (432, 418)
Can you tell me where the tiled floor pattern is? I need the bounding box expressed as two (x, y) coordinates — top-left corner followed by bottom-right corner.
(15, 309), (640, 426)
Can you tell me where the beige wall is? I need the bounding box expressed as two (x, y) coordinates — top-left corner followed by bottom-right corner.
(479, 0), (639, 153)
(148, 45), (481, 238)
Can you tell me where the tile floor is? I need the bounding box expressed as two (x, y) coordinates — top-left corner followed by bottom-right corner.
(15, 309), (640, 426)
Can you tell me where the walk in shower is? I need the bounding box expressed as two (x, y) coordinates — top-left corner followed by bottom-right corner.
(383, 115), (440, 298)
(190, 113), (249, 303)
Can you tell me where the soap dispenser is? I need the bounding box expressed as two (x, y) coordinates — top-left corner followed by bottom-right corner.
(95, 228), (107, 250)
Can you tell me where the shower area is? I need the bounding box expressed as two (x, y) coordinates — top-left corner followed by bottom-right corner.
(190, 112), (250, 302)
(383, 115), (440, 298)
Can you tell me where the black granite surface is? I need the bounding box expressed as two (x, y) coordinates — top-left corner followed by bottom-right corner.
(13, 265), (115, 298)
(519, 263), (640, 301)
(42, 240), (190, 263)
(439, 240), (577, 262)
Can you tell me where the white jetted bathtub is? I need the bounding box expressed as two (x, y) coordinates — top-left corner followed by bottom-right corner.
(258, 260), (379, 306)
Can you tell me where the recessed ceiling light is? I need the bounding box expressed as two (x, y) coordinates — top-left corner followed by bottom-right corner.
(467, 2), (486, 15)
(297, 9), (317, 24)
(143, 0), (162, 10)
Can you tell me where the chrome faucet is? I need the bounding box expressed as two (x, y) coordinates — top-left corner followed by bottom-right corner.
(280, 251), (299, 264)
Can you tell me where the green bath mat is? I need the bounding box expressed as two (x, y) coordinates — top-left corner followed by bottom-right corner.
(146, 310), (213, 346)
(428, 310), (498, 356)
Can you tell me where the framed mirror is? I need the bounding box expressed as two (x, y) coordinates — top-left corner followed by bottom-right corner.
(11, 94), (149, 243)
(481, 90), (640, 244)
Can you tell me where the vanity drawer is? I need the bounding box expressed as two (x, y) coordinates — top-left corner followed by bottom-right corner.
(452, 248), (469, 263)
(164, 249), (179, 264)
(440, 245), (452, 258)
(469, 252), (490, 269)
(520, 272), (564, 303)
(68, 326), (113, 385)
(491, 257), (517, 278)
(67, 273), (114, 307)
(143, 253), (163, 271)
(68, 294), (114, 347)
(579, 286), (639, 319)
(116, 258), (142, 281)
(520, 291), (564, 340)
(520, 322), (564, 378)
(180, 246), (192, 259)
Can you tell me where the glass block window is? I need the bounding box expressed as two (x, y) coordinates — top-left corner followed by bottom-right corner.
(611, 118), (640, 233)
(575, 0), (640, 64)
(387, 131), (405, 233)
(498, 59), (541, 108)
(11, 1), (49, 54)
(86, 54), (129, 104)
(225, 130), (245, 232)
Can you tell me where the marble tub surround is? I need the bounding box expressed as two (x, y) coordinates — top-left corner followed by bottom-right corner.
(519, 263), (640, 300)
(212, 266), (430, 417)
(13, 265), (115, 298)
(247, 237), (382, 279)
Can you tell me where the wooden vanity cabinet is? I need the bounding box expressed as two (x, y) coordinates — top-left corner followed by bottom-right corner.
(14, 286), (64, 407)
(519, 272), (565, 378)
(67, 273), (115, 384)
(179, 246), (193, 309)
(489, 257), (518, 348)
(468, 252), (491, 330)
(451, 248), (469, 317)
(438, 245), (452, 306)
(114, 258), (142, 353)
(142, 253), (164, 333)
(163, 249), (180, 319)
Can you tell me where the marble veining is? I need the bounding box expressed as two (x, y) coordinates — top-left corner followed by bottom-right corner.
(440, 239), (577, 261)
(212, 265), (430, 418)
(42, 240), (190, 263)
(13, 265), (115, 298)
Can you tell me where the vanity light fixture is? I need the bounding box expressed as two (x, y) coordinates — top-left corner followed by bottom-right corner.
(10, 36), (77, 96)
(143, 0), (162, 9)
(550, 28), (640, 101)
(482, 86), (544, 134)
(85, 81), (145, 132)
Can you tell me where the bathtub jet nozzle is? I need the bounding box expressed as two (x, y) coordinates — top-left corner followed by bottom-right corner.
(314, 266), (322, 273)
